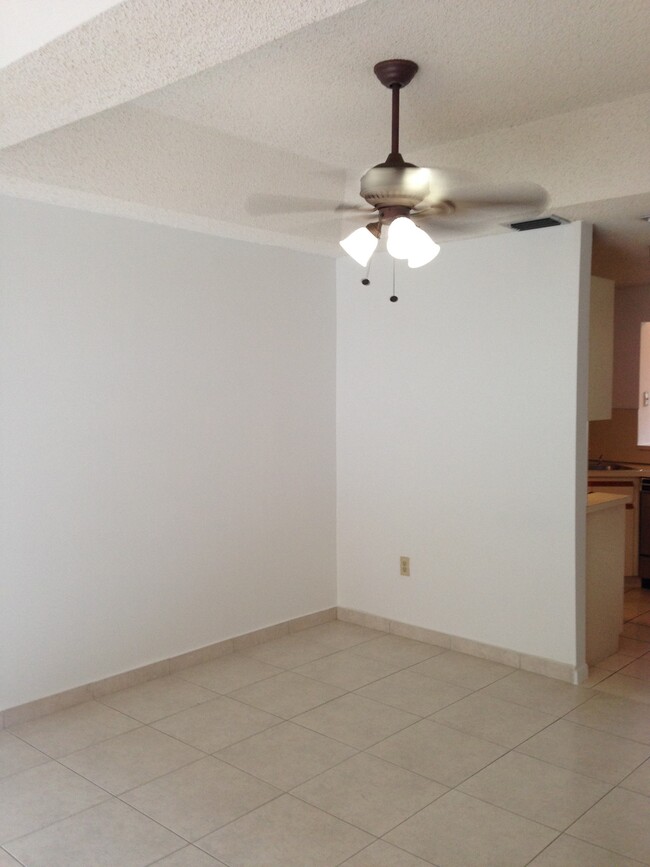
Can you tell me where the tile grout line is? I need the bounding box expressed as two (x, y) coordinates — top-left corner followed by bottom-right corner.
(330, 665), (650, 850)
(5, 623), (650, 864)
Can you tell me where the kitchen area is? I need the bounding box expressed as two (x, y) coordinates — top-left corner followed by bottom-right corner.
(586, 276), (650, 684)
(588, 459), (650, 584)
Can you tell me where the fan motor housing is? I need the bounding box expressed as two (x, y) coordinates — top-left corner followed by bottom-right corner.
(360, 165), (430, 210)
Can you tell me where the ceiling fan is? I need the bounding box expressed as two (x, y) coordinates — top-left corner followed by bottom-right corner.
(248, 59), (548, 269)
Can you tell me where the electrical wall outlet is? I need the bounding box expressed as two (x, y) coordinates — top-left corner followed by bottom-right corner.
(400, 556), (410, 577)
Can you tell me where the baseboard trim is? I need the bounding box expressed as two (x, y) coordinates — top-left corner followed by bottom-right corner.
(1, 606), (338, 729)
(1, 604), (585, 728)
(337, 607), (584, 684)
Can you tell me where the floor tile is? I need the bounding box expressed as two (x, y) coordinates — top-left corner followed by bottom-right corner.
(13, 624), (650, 866)
(355, 669), (470, 717)
(516, 718), (650, 783)
(409, 650), (515, 690)
(619, 636), (650, 657)
(624, 588), (648, 599)
(528, 833), (646, 866)
(8, 700), (140, 758)
(624, 587), (650, 600)
(584, 668), (614, 687)
(619, 654), (650, 681)
(175, 654), (282, 693)
(122, 756), (280, 840)
(152, 696), (280, 752)
(197, 794), (373, 867)
(228, 671), (345, 718)
(480, 670), (593, 716)
(621, 756), (650, 796)
(293, 693), (418, 749)
(60, 725), (203, 794)
(300, 621), (385, 651)
(215, 720), (355, 789)
(632, 611), (650, 626)
(565, 693), (650, 744)
(459, 751), (610, 830)
(294, 649), (402, 690)
(385, 789), (557, 867)
(598, 651), (640, 672)
(240, 632), (336, 668)
(622, 622), (650, 642)
(350, 634), (445, 667)
(97, 675), (216, 722)
(339, 841), (434, 866)
(624, 603), (649, 620)
(0, 761), (109, 843)
(567, 786), (650, 863)
(5, 798), (185, 867)
(0, 731), (48, 779)
(368, 718), (506, 786)
(150, 847), (225, 866)
(431, 692), (556, 748)
(292, 752), (445, 836)
(596, 672), (650, 704)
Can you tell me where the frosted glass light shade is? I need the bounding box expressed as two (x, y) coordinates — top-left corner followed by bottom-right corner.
(387, 217), (439, 268)
(407, 228), (440, 268)
(339, 226), (379, 266)
(386, 217), (416, 259)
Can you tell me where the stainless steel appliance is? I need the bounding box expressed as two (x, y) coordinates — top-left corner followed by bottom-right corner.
(639, 478), (650, 587)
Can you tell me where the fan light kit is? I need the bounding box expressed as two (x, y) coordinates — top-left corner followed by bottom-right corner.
(246, 60), (548, 288)
(339, 59), (441, 269)
(338, 59), (548, 271)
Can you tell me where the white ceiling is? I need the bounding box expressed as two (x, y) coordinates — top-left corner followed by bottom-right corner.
(0, 0), (122, 69)
(2, 0), (650, 283)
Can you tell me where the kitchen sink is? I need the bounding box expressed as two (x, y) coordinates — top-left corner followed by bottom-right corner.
(588, 460), (633, 471)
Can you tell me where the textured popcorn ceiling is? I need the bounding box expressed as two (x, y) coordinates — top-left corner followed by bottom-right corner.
(0, 0), (122, 68)
(1, 0), (650, 282)
(0, 0), (368, 148)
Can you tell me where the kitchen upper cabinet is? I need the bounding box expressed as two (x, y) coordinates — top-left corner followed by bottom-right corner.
(589, 275), (615, 421)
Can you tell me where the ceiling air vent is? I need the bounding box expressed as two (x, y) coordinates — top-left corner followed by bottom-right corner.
(508, 215), (570, 231)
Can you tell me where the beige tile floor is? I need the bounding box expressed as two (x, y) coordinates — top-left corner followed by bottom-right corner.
(3, 616), (650, 865)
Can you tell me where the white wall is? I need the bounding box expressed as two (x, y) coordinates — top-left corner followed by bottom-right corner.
(0, 196), (337, 710)
(337, 223), (590, 666)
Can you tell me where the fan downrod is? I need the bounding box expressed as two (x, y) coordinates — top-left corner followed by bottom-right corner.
(372, 60), (419, 167)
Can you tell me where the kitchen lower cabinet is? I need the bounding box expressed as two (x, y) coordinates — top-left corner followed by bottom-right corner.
(587, 478), (638, 576)
(586, 493), (626, 665)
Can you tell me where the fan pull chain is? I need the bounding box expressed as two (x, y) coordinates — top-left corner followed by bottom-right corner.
(390, 257), (398, 302)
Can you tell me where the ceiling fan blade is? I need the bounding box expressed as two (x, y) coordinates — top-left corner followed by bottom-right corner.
(440, 182), (548, 221)
(246, 194), (337, 215)
(412, 218), (484, 241)
(334, 203), (378, 213)
(246, 194), (374, 216)
(412, 215), (473, 230)
(418, 167), (477, 200)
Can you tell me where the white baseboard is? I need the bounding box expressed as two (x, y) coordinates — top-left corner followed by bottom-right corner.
(1, 604), (587, 729)
(337, 607), (584, 684)
(0, 607), (337, 729)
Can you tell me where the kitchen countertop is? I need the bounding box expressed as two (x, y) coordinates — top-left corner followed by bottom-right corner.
(588, 463), (650, 479)
(587, 492), (632, 513)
